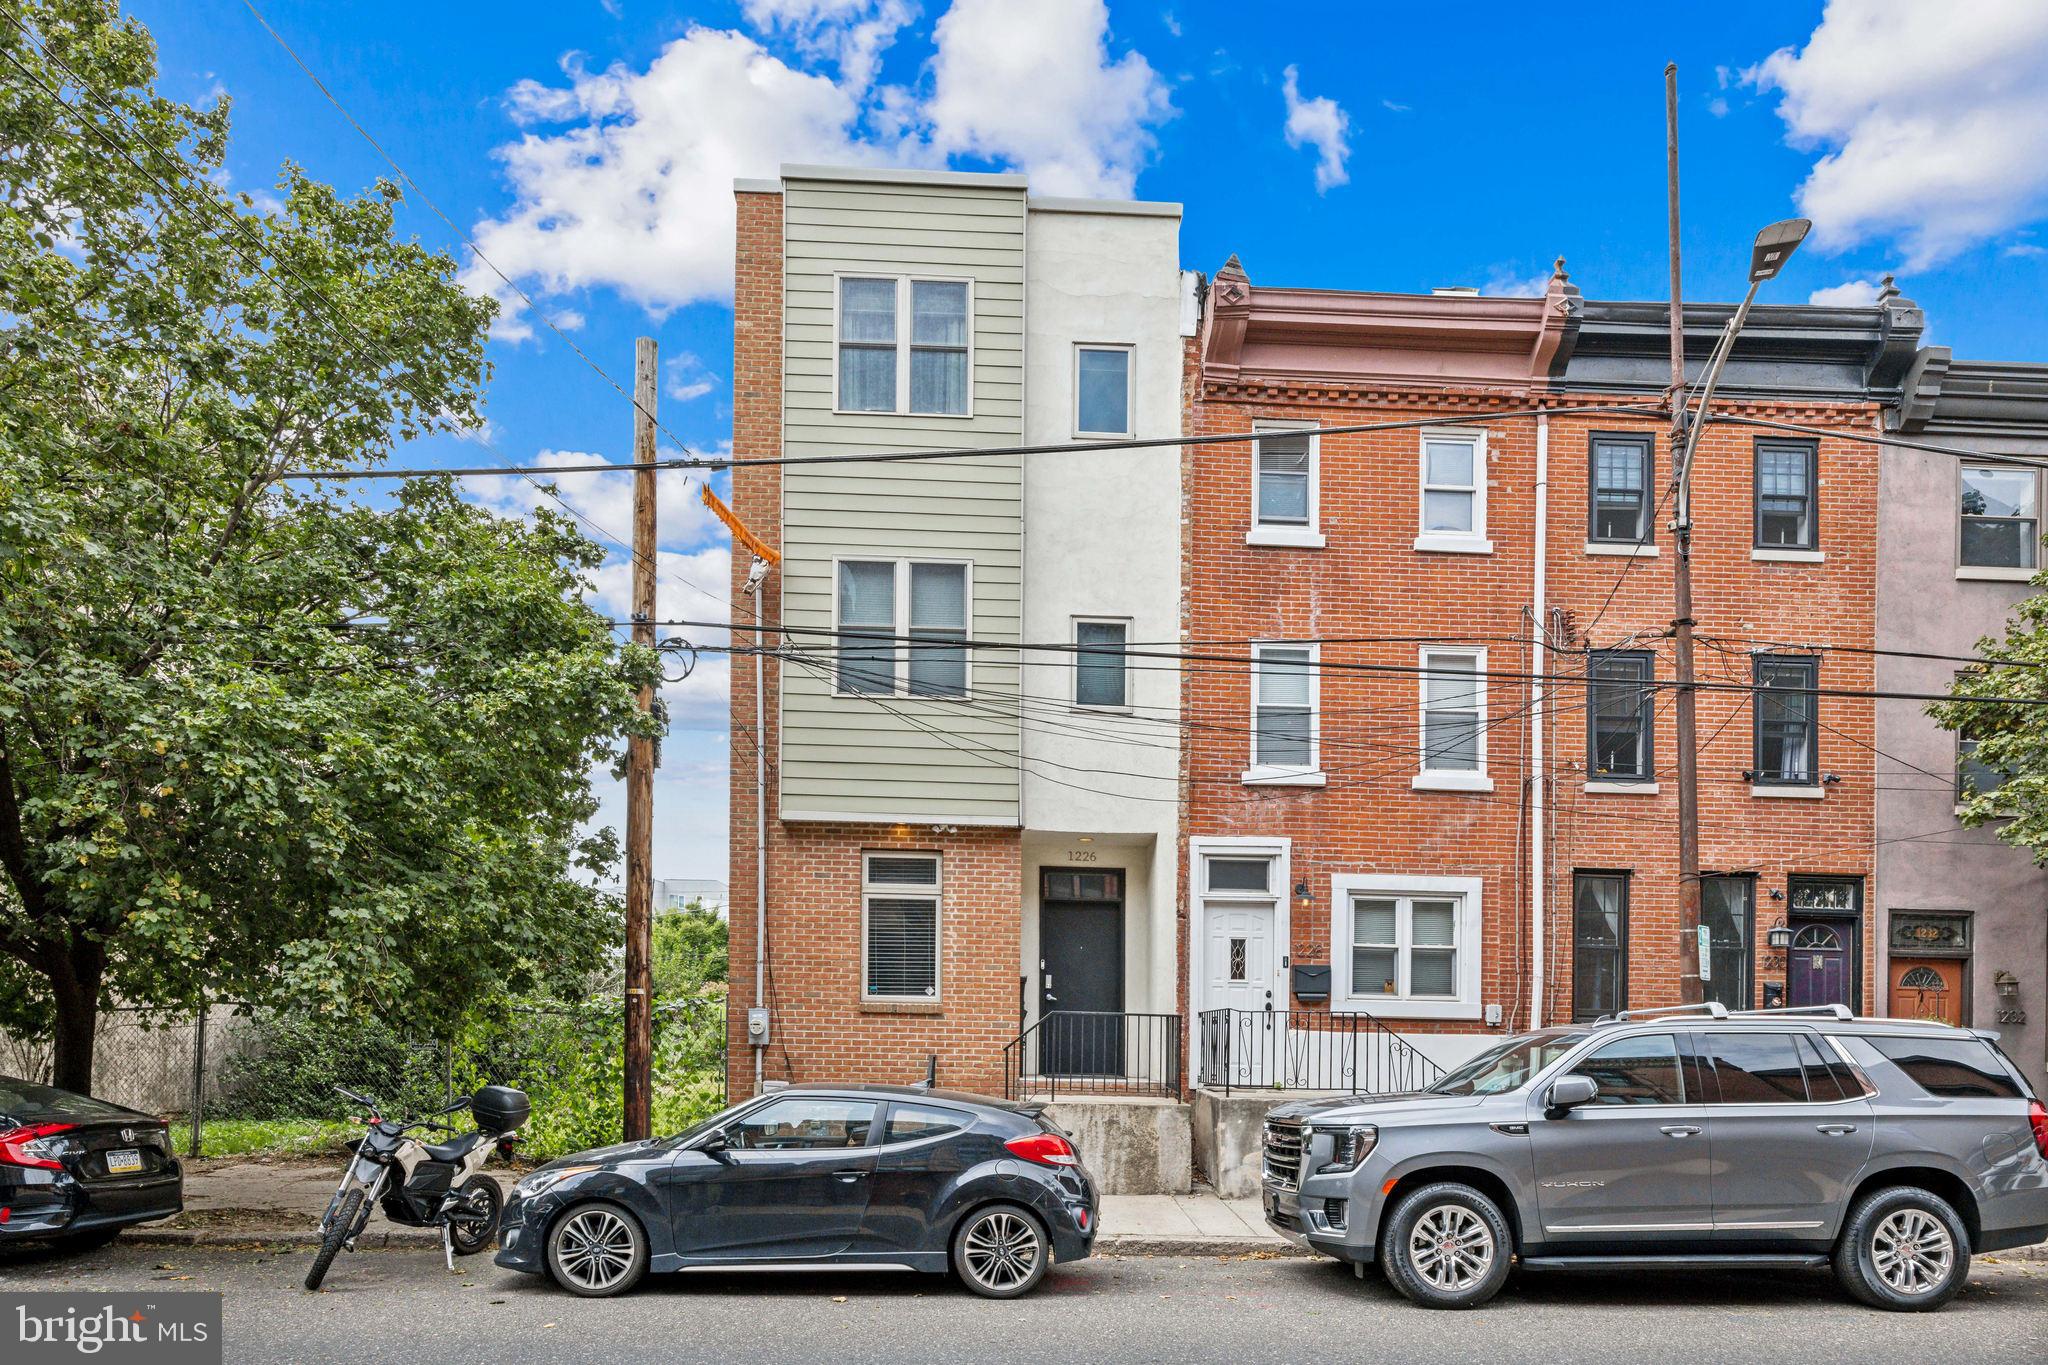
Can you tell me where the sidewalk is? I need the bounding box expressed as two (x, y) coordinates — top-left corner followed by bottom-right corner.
(129, 1157), (1297, 1257)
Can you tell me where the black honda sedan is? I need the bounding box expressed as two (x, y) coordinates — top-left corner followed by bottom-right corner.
(0, 1076), (183, 1249)
(496, 1085), (1096, 1298)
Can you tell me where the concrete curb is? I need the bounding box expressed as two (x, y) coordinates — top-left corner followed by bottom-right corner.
(1094, 1234), (1305, 1258)
(124, 1227), (1306, 1259)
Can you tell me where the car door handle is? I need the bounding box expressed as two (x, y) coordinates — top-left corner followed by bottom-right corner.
(831, 1169), (870, 1182)
(1816, 1123), (1859, 1136)
(1659, 1125), (1702, 1138)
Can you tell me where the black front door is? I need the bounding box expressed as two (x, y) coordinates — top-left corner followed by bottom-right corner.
(1786, 876), (1863, 1010)
(1039, 868), (1124, 1076)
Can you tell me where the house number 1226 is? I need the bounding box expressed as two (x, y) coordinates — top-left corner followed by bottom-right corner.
(1068, 850), (1098, 863)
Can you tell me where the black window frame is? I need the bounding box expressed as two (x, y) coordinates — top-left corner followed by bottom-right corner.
(1587, 650), (1655, 782)
(1571, 870), (1630, 1023)
(1754, 438), (1820, 550)
(1700, 872), (1757, 1011)
(1752, 654), (1820, 787)
(1587, 432), (1656, 545)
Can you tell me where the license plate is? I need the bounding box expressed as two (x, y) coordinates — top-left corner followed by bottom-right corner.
(105, 1148), (143, 1175)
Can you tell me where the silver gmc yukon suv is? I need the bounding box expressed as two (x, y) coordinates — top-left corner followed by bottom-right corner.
(1262, 1004), (2048, 1311)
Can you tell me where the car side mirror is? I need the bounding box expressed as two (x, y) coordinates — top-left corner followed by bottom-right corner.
(699, 1126), (734, 1159)
(1546, 1075), (1599, 1115)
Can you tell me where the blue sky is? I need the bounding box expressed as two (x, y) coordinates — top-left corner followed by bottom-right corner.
(130, 0), (2048, 882)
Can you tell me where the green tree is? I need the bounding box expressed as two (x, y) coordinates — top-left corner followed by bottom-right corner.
(1931, 607), (2048, 849)
(652, 903), (728, 995)
(0, 0), (653, 1091)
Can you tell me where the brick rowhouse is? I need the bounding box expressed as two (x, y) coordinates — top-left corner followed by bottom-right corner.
(1183, 258), (1901, 1061)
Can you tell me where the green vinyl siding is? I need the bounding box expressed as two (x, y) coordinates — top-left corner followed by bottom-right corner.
(778, 173), (1026, 823)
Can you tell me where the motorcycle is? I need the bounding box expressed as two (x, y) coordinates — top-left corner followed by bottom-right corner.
(305, 1082), (530, 1291)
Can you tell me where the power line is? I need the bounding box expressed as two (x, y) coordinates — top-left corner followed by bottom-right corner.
(1708, 413), (2048, 472)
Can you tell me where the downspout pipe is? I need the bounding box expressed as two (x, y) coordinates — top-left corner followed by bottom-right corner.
(1529, 413), (1549, 1030)
(748, 570), (769, 1094)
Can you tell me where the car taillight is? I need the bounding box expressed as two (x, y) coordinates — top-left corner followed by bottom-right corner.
(2029, 1100), (2048, 1162)
(1004, 1132), (1080, 1168)
(0, 1123), (75, 1171)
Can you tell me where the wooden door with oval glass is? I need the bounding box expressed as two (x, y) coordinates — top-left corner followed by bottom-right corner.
(1890, 959), (1966, 1026)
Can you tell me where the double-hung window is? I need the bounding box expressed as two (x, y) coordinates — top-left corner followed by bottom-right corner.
(1248, 643), (1317, 779)
(1332, 875), (1483, 1019)
(1957, 736), (2007, 802)
(1754, 439), (1818, 550)
(1959, 465), (2039, 573)
(863, 852), (940, 1000)
(1587, 651), (1654, 782)
(1251, 424), (1319, 545)
(1752, 654), (1818, 786)
(1589, 434), (1654, 545)
(836, 276), (970, 416)
(1417, 432), (1488, 552)
(1075, 345), (1132, 437)
(835, 559), (970, 698)
(1073, 619), (1129, 709)
(1701, 874), (1754, 1011)
(1572, 872), (1628, 1021)
(1417, 648), (1488, 789)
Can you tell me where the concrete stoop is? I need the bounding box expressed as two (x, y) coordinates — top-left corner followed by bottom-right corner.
(1192, 1087), (1333, 1199)
(1041, 1096), (1192, 1195)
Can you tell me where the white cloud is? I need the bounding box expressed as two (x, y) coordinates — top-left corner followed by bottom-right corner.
(1281, 65), (1349, 193)
(1380, 98), (1410, 114)
(664, 352), (721, 403)
(1481, 268), (1550, 299)
(742, 0), (919, 92)
(468, 450), (719, 552)
(464, 27), (913, 337)
(1807, 277), (1884, 306)
(1161, 10), (1181, 37)
(1747, 0), (2048, 267)
(922, 0), (1173, 197)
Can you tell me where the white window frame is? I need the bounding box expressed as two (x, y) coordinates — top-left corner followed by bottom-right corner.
(1073, 343), (1134, 439)
(831, 272), (975, 418)
(1330, 873), (1484, 1020)
(1248, 420), (1326, 549)
(1244, 640), (1324, 786)
(1415, 646), (1493, 792)
(861, 851), (942, 1002)
(1956, 462), (2042, 581)
(830, 556), (974, 700)
(1071, 615), (1132, 712)
(1414, 429), (1493, 554)
(1186, 836), (1293, 1021)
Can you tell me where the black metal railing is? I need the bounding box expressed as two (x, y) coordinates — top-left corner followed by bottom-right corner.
(1003, 1011), (1181, 1100)
(1196, 1008), (1446, 1096)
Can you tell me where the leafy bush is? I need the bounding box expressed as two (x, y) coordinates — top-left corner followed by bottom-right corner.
(213, 1010), (451, 1120)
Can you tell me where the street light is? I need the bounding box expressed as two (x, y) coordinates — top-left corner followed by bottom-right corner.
(1665, 215), (1810, 1005)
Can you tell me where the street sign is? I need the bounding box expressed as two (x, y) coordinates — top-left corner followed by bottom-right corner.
(1697, 924), (1712, 982)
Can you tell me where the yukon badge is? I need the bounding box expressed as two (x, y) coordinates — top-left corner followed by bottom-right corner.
(1540, 1179), (1607, 1189)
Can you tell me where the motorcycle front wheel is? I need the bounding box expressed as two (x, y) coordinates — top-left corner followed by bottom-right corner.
(304, 1189), (362, 1292)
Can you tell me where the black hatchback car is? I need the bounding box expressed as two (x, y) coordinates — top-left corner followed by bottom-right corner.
(0, 1076), (182, 1248)
(496, 1085), (1097, 1298)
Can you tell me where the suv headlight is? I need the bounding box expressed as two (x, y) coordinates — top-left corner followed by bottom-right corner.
(513, 1164), (597, 1200)
(1315, 1124), (1378, 1174)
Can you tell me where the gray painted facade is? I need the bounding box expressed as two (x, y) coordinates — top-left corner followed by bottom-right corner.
(1882, 352), (2048, 1081)
(775, 167), (1027, 824)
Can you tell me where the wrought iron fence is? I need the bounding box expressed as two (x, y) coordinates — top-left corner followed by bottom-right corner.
(1003, 1010), (1181, 1100)
(1196, 1007), (1446, 1096)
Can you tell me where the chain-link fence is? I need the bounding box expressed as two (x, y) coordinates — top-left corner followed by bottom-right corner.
(1, 995), (729, 1162)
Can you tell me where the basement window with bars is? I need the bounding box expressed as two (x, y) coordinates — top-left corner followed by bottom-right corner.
(863, 853), (940, 1001)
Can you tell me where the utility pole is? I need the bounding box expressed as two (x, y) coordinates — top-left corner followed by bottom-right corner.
(624, 336), (657, 1140)
(1665, 63), (1705, 1007)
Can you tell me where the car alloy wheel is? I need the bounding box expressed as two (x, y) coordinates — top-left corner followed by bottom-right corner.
(959, 1209), (1043, 1295)
(553, 1207), (639, 1294)
(1870, 1208), (1954, 1297)
(1406, 1204), (1494, 1293)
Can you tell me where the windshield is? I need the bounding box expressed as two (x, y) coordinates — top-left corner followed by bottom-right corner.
(1427, 1031), (1588, 1096)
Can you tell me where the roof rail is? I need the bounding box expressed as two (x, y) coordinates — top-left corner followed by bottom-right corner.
(1593, 1002), (1730, 1027)
(1734, 1004), (1854, 1020)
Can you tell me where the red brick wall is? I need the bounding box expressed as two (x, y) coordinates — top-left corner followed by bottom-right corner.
(726, 188), (1024, 1099)
(1182, 384), (1542, 1038)
(1540, 403), (1881, 1023)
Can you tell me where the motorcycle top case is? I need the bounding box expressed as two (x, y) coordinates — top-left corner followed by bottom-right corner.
(471, 1084), (530, 1134)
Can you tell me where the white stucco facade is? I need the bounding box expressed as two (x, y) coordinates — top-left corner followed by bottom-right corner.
(1016, 200), (1191, 1034)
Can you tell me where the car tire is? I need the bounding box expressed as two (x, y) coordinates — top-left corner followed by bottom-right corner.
(1378, 1182), (1513, 1310)
(951, 1204), (1050, 1299)
(1833, 1186), (1971, 1312)
(545, 1202), (648, 1298)
(54, 1227), (121, 1253)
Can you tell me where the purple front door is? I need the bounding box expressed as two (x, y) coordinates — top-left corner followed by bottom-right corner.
(1787, 920), (1853, 1009)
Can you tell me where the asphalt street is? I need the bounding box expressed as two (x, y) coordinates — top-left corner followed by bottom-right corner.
(2, 1241), (2044, 1364)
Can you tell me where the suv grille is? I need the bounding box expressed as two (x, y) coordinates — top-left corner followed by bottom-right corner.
(1263, 1117), (1304, 1189)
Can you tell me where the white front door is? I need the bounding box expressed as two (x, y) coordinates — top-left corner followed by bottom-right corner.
(1202, 901), (1283, 1086)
